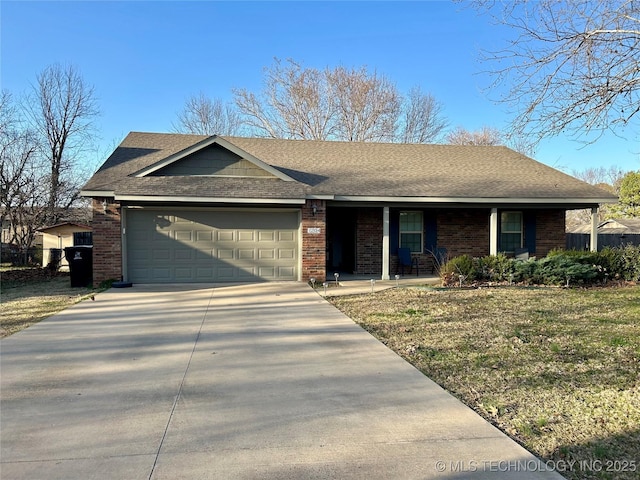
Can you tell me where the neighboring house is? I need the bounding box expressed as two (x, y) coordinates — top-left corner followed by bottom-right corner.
(81, 132), (617, 285)
(39, 222), (93, 269)
(567, 218), (640, 250)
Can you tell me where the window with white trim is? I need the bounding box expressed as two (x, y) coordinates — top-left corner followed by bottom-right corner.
(399, 211), (423, 253)
(500, 211), (523, 252)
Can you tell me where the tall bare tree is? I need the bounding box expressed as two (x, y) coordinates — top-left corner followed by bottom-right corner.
(327, 66), (400, 142)
(234, 59), (337, 140)
(0, 91), (48, 263)
(173, 93), (242, 136)
(231, 58), (447, 143)
(397, 86), (448, 143)
(24, 64), (99, 224)
(466, 0), (640, 143)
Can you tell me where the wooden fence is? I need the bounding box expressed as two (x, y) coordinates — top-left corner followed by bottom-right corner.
(566, 234), (640, 251)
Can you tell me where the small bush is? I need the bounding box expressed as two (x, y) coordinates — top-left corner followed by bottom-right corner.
(441, 254), (477, 284)
(477, 253), (515, 282)
(619, 244), (640, 281)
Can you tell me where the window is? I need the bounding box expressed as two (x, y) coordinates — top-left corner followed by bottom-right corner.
(399, 211), (423, 253)
(73, 232), (93, 246)
(500, 211), (522, 252)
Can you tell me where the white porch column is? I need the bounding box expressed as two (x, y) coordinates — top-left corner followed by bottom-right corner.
(590, 207), (599, 252)
(489, 208), (499, 256)
(382, 206), (390, 280)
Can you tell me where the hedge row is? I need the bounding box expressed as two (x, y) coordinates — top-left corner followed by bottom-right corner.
(440, 244), (640, 287)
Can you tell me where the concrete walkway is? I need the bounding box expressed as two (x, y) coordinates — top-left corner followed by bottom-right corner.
(1, 283), (563, 479)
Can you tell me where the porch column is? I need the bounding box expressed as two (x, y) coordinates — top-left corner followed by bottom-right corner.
(590, 207), (599, 252)
(382, 206), (390, 280)
(489, 208), (499, 255)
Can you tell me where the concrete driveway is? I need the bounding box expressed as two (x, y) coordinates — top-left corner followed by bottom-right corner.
(1, 283), (563, 479)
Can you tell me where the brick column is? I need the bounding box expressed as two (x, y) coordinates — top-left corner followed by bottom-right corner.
(301, 200), (326, 282)
(91, 198), (122, 286)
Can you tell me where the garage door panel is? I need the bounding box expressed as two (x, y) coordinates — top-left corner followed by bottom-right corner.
(238, 249), (254, 260)
(278, 248), (295, 259)
(175, 268), (193, 280)
(278, 266), (295, 279)
(127, 209), (299, 283)
(175, 249), (194, 260)
(279, 231), (295, 242)
(175, 230), (193, 242)
(238, 231), (254, 241)
(217, 249), (234, 259)
(218, 230), (234, 241)
(258, 231), (275, 242)
(259, 249), (275, 259)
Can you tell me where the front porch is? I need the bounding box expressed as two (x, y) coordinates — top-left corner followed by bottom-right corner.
(303, 201), (585, 283)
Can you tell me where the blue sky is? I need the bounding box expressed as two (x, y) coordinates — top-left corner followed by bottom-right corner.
(2, 0), (638, 175)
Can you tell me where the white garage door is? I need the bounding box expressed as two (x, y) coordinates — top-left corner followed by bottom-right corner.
(126, 209), (299, 283)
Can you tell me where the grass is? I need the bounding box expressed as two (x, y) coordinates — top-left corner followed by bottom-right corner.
(0, 274), (96, 338)
(330, 286), (640, 480)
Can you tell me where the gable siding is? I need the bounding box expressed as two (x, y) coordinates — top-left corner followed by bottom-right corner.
(152, 144), (275, 177)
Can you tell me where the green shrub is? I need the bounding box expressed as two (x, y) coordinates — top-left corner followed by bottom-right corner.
(441, 245), (640, 287)
(477, 253), (515, 282)
(441, 254), (478, 283)
(619, 244), (640, 281)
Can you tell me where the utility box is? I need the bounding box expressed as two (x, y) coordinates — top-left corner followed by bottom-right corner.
(64, 246), (93, 288)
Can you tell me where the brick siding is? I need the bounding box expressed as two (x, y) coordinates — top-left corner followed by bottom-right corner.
(355, 208), (382, 275)
(91, 198), (122, 286)
(535, 209), (566, 256)
(437, 209), (491, 258)
(301, 200), (326, 282)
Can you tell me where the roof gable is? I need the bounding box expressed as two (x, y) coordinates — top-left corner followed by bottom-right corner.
(132, 135), (295, 181)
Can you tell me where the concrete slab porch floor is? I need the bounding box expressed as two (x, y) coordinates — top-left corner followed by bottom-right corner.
(0, 282), (563, 480)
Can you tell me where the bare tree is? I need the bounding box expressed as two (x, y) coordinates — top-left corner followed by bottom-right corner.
(445, 126), (504, 145)
(572, 165), (627, 190)
(0, 91), (48, 263)
(327, 66), (400, 142)
(173, 93), (242, 136)
(466, 0), (640, 142)
(232, 58), (447, 143)
(24, 64), (99, 224)
(397, 86), (448, 143)
(234, 59), (337, 140)
(566, 165), (627, 227)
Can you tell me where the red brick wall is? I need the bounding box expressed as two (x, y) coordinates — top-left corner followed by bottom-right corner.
(301, 200), (326, 282)
(535, 209), (566, 256)
(437, 209), (491, 258)
(355, 208), (382, 275)
(91, 198), (122, 286)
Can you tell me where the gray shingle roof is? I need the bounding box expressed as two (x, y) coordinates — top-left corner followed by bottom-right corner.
(83, 132), (617, 203)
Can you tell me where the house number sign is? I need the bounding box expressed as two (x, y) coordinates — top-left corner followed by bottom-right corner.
(307, 227), (321, 234)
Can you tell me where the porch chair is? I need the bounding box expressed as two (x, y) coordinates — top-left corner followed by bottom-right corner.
(397, 247), (419, 276)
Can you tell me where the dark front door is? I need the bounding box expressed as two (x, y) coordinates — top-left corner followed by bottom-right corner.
(326, 207), (356, 274)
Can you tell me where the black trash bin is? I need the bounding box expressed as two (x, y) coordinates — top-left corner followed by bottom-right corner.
(64, 246), (93, 288)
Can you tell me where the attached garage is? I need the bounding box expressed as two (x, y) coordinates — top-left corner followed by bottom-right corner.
(125, 208), (300, 283)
